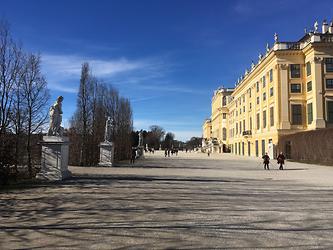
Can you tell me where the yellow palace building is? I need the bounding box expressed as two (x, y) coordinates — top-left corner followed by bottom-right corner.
(202, 20), (333, 158)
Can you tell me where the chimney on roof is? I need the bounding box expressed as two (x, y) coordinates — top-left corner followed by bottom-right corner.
(322, 20), (328, 33)
(329, 21), (333, 34)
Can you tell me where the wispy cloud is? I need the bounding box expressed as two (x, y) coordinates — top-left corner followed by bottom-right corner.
(41, 53), (167, 93)
(58, 37), (119, 52)
(42, 54), (149, 77)
(233, 1), (253, 15)
(139, 83), (205, 95)
(47, 81), (78, 94)
(130, 96), (161, 103)
(41, 52), (206, 95)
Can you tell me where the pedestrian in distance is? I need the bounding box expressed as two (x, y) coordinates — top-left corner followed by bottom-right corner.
(277, 152), (285, 170)
(130, 147), (136, 164)
(207, 149), (211, 157)
(167, 149), (170, 157)
(262, 152), (270, 170)
(164, 148), (168, 157)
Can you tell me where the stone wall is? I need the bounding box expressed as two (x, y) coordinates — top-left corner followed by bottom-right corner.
(277, 128), (333, 165)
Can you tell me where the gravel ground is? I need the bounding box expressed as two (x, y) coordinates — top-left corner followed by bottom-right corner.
(0, 151), (332, 249)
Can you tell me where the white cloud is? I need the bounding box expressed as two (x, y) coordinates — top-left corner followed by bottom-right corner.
(47, 81), (78, 93)
(41, 53), (166, 94)
(41, 53), (206, 96)
(42, 54), (149, 77)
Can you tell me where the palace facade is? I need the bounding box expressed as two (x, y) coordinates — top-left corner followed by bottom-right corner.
(202, 20), (333, 158)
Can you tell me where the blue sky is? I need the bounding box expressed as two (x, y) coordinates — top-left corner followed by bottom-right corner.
(1, 0), (333, 141)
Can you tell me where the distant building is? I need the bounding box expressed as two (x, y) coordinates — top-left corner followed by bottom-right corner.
(203, 20), (333, 157)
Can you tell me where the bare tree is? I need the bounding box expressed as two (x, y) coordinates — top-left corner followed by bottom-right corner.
(0, 20), (49, 181)
(0, 20), (22, 135)
(74, 62), (95, 165)
(11, 66), (26, 171)
(164, 132), (175, 149)
(69, 64), (133, 165)
(148, 125), (165, 149)
(114, 97), (133, 160)
(20, 53), (49, 176)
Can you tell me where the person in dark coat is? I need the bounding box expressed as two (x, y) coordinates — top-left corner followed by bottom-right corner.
(130, 147), (137, 164)
(277, 152), (285, 170)
(164, 148), (168, 157)
(262, 152), (270, 170)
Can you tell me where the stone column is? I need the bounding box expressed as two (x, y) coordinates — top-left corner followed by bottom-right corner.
(312, 57), (326, 128)
(36, 136), (71, 181)
(278, 64), (291, 129)
(98, 142), (114, 167)
(274, 64), (280, 128)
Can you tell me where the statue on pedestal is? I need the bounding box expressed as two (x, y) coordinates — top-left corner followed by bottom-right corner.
(138, 130), (143, 147)
(104, 117), (114, 142)
(48, 96), (64, 136)
(38, 95), (71, 181)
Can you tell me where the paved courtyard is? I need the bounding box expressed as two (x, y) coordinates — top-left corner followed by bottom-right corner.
(1, 151), (333, 249)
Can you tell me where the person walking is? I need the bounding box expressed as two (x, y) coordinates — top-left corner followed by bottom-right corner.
(277, 152), (285, 170)
(262, 152), (270, 170)
(164, 148), (168, 157)
(207, 149), (211, 157)
(130, 147), (136, 164)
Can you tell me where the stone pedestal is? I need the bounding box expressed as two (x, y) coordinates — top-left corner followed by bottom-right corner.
(136, 146), (144, 159)
(99, 141), (114, 167)
(36, 136), (71, 181)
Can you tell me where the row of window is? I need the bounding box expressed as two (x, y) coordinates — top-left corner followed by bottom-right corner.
(226, 101), (333, 141)
(231, 138), (273, 157)
(256, 69), (273, 92)
(288, 102), (333, 125)
(290, 79), (333, 94)
(233, 80), (331, 118)
(231, 107), (274, 137)
(231, 101), (333, 137)
(233, 88), (274, 117)
(296, 59), (333, 79)
(256, 107), (274, 129)
(233, 59), (333, 109)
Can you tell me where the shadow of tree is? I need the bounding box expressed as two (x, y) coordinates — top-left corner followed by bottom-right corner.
(0, 173), (333, 249)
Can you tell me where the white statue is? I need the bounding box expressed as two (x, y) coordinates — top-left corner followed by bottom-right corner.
(104, 117), (114, 142)
(138, 130), (143, 147)
(258, 53), (263, 61)
(274, 32), (278, 43)
(314, 21), (318, 33)
(266, 43), (270, 53)
(251, 61), (255, 69)
(48, 96), (64, 136)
